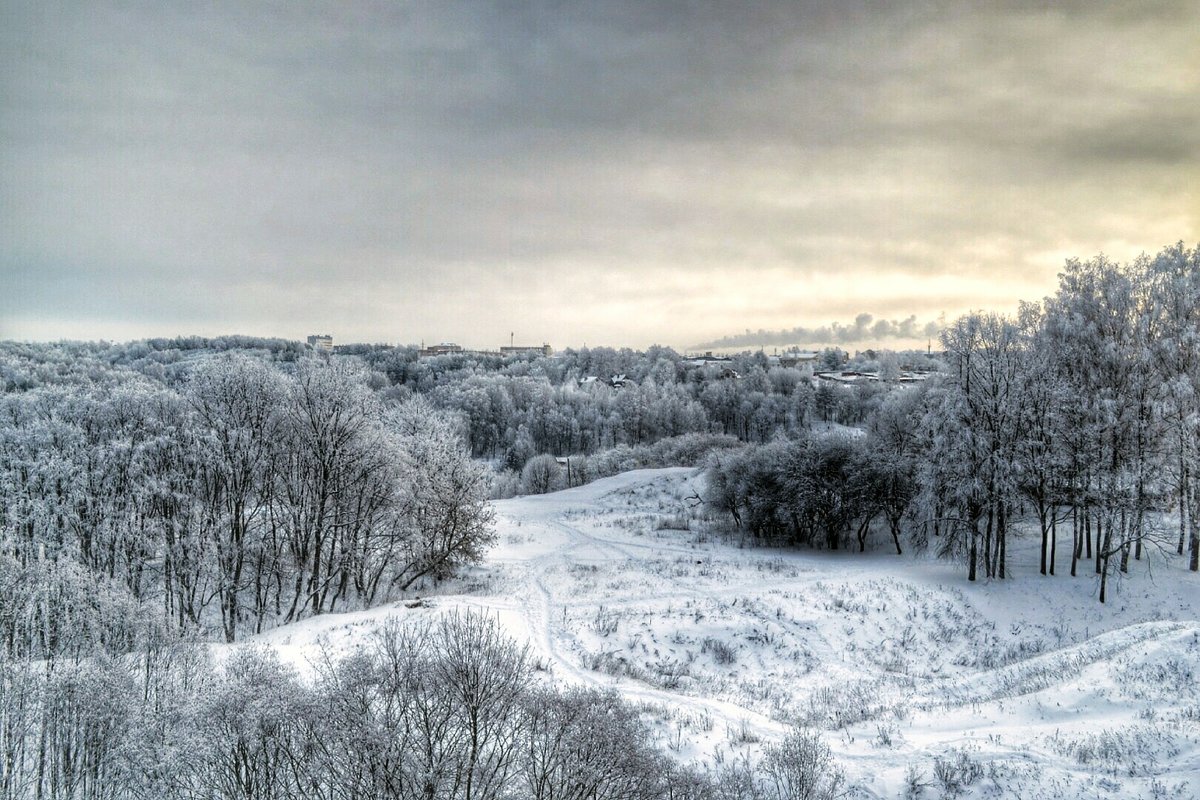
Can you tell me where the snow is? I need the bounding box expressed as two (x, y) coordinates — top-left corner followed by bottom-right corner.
(242, 468), (1200, 799)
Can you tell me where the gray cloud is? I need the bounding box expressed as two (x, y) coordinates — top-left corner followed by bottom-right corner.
(2, 1), (1197, 346)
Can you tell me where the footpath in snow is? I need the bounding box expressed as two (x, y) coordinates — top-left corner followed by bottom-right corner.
(253, 467), (1200, 800)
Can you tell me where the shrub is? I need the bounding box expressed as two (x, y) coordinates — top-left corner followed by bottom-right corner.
(702, 636), (738, 665)
(521, 453), (565, 494)
(932, 748), (983, 798)
(759, 727), (846, 800)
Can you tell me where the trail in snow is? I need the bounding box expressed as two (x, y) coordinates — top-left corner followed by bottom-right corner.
(488, 468), (790, 742)
(248, 467), (1200, 798)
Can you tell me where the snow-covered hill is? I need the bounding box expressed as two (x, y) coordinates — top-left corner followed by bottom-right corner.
(247, 468), (1200, 799)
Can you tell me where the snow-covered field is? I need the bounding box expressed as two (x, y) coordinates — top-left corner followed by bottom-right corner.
(249, 468), (1200, 799)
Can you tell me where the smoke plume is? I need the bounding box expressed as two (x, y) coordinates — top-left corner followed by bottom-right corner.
(692, 313), (944, 350)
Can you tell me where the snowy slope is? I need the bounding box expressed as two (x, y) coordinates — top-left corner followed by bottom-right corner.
(247, 467), (1200, 799)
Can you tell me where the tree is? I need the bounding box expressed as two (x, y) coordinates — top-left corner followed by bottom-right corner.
(388, 399), (495, 592)
(1148, 242), (1200, 571)
(189, 356), (286, 642)
(1046, 254), (1165, 600)
(522, 687), (666, 800)
(928, 313), (1023, 581)
(272, 360), (385, 620)
(1012, 301), (1068, 577)
(759, 727), (845, 800)
(861, 387), (923, 554)
(194, 647), (311, 799)
(432, 612), (531, 800)
(819, 348), (843, 371)
(520, 454), (564, 495)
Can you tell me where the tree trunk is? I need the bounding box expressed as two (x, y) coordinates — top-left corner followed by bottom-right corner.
(1049, 506), (1057, 576)
(1133, 479), (1144, 562)
(983, 504), (994, 579)
(998, 503), (1007, 580)
(1085, 507), (1092, 560)
(1119, 506), (1130, 574)
(1070, 504), (1079, 577)
(222, 589), (237, 644)
(1099, 516), (1113, 604)
(1190, 477), (1199, 572)
(1178, 447), (1187, 556)
(1039, 498), (1049, 576)
(968, 518), (978, 582)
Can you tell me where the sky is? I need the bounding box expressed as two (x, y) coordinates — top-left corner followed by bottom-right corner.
(2, 1), (1197, 351)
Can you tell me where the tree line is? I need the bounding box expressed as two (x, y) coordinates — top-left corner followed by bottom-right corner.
(3, 243), (1197, 619)
(707, 243), (1200, 602)
(2, 334), (914, 476)
(1, 355), (492, 653)
(0, 326), (927, 513)
(0, 348), (851, 798)
(0, 611), (845, 800)
(0, 326), (890, 656)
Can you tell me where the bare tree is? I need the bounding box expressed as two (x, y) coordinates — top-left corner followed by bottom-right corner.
(189, 355), (286, 643)
(388, 400), (495, 592)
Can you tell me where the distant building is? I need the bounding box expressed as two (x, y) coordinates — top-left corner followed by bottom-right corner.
(306, 334), (333, 353)
(416, 341), (552, 359)
(418, 342), (465, 358)
(682, 351), (734, 367)
(779, 350), (819, 368)
(814, 369), (929, 385)
(815, 370), (873, 384)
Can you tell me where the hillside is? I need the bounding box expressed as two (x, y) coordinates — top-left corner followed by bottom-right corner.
(246, 468), (1200, 799)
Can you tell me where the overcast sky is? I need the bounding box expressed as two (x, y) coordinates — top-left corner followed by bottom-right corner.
(3, 1), (1197, 350)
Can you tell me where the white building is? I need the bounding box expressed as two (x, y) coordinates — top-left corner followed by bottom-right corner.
(306, 334), (333, 353)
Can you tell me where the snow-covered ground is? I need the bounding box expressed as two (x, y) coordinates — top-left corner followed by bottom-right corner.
(249, 468), (1200, 799)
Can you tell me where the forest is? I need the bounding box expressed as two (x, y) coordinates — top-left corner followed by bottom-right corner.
(710, 243), (1200, 600)
(1, 242), (1198, 799)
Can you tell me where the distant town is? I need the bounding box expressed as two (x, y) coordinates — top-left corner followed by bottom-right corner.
(305, 333), (934, 386)
(307, 333), (551, 359)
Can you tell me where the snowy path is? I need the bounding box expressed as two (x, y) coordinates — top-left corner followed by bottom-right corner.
(251, 467), (1200, 797)
(477, 470), (1200, 796)
(486, 468), (790, 743)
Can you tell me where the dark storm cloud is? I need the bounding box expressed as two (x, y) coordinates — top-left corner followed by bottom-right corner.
(2, 1), (1197, 346)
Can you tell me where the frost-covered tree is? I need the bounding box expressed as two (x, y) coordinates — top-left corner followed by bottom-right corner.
(759, 727), (845, 800)
(1147, 242), (1200, 571)
(924, 312), (1023, 581)
(271, 360), (385, 620)
(188, 355), (286, 642)
(388, 399), (495, 592)
(522, 686), (668, 800)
